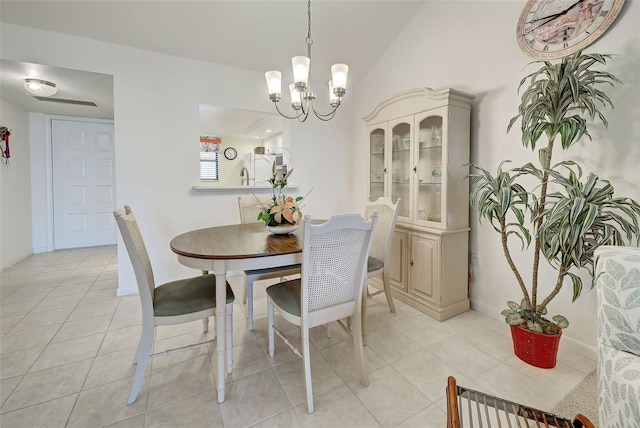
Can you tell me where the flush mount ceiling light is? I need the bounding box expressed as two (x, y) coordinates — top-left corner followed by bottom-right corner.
(264, 0), (347, 122)
(24, 78), (57, 97)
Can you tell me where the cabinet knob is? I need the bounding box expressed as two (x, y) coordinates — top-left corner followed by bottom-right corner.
(410, 260), (414, 266)
(413, 166), (417, 173)
(383, 167), (387, 173)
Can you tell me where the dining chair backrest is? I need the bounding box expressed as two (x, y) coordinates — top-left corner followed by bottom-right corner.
(113, 205), (156, 313)
(238, 196), (267, 224)
(301, 213), (377, 316)
(364, 197), (399, 268)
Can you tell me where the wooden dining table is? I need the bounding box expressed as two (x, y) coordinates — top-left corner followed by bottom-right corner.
(169, 222), (308, 403)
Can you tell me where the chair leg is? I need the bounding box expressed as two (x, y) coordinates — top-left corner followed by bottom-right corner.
(382, 270), (396, 313)
(352, 309), (369, 388)
(226, 302), (233, 374)
(301, 325), (314, 414)
(128, 322), (154, 405)
(247, 277), (254, 331)
(361, 287), (368, 346)
(268, 297), (275, 357)
(202, 317), (209, 333)
(326, 322), (331, 338)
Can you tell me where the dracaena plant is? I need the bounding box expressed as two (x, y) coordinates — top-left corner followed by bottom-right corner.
(469, 51), (640, 335)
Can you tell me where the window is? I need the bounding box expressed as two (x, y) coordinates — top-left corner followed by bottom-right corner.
(200, 151), (219, 181)
(200, 135), (221, 181)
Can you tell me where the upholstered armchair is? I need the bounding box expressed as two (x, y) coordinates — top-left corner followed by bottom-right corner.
(595, 246), (640, 427)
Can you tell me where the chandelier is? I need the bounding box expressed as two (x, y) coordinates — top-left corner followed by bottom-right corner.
(264, 0), (348, 122)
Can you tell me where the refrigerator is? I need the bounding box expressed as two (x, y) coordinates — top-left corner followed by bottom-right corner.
(243, 153), (275, 186)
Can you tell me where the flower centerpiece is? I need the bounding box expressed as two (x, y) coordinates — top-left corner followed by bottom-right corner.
(256, 163), (305, 233)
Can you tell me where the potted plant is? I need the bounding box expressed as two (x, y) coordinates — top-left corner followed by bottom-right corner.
(256, 163), (308, 233)
(469, 52), (640, 368)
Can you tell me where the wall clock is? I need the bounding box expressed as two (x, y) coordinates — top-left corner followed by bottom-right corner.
(516, 0), (625, 59)
(224, 147), (237, 160)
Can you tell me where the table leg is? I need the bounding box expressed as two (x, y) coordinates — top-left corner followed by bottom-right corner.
(214, 260), (226, 403)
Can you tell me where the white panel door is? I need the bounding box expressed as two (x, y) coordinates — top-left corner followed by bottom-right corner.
(52, 119), (116, 249)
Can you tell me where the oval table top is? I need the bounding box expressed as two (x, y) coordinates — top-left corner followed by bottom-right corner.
(170, 222), (307, 260)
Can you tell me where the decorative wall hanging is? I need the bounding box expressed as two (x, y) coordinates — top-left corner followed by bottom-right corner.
(1, 127), (11, 167)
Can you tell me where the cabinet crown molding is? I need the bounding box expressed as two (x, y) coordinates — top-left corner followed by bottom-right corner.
(363, 87), (475, 125)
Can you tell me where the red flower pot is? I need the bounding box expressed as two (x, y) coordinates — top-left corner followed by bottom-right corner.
(510, 324), (562, 368)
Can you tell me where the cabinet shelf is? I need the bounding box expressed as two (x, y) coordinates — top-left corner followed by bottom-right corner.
(419, 144), (443, 151)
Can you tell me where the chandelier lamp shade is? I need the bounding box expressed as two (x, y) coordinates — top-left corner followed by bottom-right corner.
(24, 78), (57, 97)
(264, 0), (347, 122)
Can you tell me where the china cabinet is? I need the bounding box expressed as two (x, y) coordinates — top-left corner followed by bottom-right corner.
(363, 88), (474, 321)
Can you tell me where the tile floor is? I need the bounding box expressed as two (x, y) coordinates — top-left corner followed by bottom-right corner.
(0, 246), (595, 427)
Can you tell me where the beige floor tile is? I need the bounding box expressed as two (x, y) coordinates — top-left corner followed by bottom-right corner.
(220, 369), (291, 427)
(68, 299), (119, 321)
(47, 283), (92, 298)
(249, 408), (302, 428)
(117, 294), (141, 312)
(395, 402), (447, 428)
(105, 414), (145, 427)
(67, 376), (149, 427)
(0, 316), (22, 336)
(1, 359), (91, 413)
(308, 321), (354, 350)
(428, 337), (502, 381)
(348, 366), (429, 427)
(99, 325), (142, 355)
(293, 384), (379, 427)
(364, 327), (422, 364)
(458, 324), (515, 362)
(210, 339), (271, 383)
(11, 306), (74, 332)
(0, 289), (50, 305)
(147, 354), (215, 411)
(0, 301), (38, 320)
(52, 313), (113, 343)
(319, 339), (387, 383)
(392, 348), (474, 403)
(257, 327), (303, 367)
(0, 393), (77, 428)
(0, 377), (21, 407)
(79, 289), (118, 305)
(0, 324), (60, 354)
(109, 308), (142, 331)
(0, 346), (44, 379)
(84, 347), (142, 390)
(145, 389), (223, 428)
(30, 333), (104, 372)
(90, 278), (118, 291)
(273, 348), (344, 406)
(31, 293), (85, 313)
(151, 332), (211, 371)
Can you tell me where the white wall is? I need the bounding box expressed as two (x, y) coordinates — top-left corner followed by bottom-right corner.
(349, 1), (640, 355)
(1, 23), (353, 294)
(0, 100), (33, 269)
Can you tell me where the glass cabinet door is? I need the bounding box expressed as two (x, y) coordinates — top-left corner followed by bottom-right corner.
(415, 112), (444, 225)
(391, 119), (411, 221)
(369, 127), (385, 201)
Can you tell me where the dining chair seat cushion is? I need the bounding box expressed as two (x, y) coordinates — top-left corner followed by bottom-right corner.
(154, 275), (235, 317)
(266, 279), (302, 317)
(367, 256), (384, 273)
(244, 264), (301, 277)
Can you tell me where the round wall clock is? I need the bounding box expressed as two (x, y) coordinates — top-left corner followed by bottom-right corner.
(516, 0), (625, 60)
(224, 147), (237, 160)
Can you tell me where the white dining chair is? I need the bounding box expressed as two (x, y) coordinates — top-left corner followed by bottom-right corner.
(266, 212), (377, 413)
(364, 197), (400, 313)
(237, 196), (301, 330)
(113, 205), (234, 405)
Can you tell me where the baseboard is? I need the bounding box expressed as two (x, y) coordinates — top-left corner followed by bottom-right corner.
(116, 286), (138, 296)
(1, 250), (34, 272)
